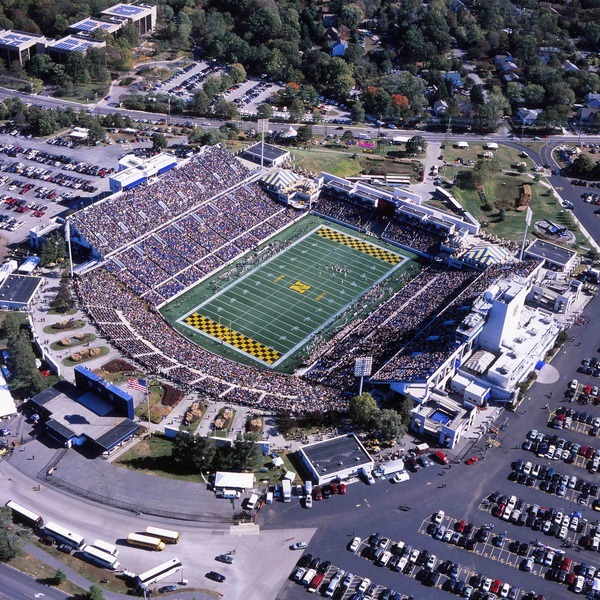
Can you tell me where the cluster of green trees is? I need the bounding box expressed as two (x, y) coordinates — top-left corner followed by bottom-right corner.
(348, 393), (413, 441)
(571, 154), (600, 180)
(0, 97), (106, 141)
(0, 506), (23, 561)
(172, 432), (263, 474)
(50, 276), (76, 314)
(0, 314), (47, 394)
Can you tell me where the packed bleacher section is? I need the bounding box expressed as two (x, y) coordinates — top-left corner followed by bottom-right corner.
(382, 218), (446, 255)
(312, 195), (376, 230)
(71, 146), (299, 305)
(372, 260), (541, 382)
(303, 267), (478, 390)
(75, 268), (348, 413)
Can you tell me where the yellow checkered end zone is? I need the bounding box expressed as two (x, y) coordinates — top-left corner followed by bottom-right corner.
(184, 313), (281, 364)
(316, 227), (401, 265)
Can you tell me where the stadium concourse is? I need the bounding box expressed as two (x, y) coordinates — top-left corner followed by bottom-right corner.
(71, 145), (535, 415)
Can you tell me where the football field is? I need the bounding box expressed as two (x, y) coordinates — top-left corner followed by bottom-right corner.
(176, 225), (408, 367)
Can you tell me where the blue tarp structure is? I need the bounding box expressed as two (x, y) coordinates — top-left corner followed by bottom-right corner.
(535, 360), (546, 370)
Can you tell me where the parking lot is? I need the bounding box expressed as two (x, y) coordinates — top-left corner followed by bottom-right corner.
(148, 60), (283, 116)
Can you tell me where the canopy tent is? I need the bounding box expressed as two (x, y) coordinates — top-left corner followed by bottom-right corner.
(280, 125), (298, 139)
(463, 243), (509, 267)
(261, 169), (300, 190)
(0, 372), (16, 418)
(214, 471), (255, 491)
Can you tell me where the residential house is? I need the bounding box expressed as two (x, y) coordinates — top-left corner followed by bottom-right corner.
(576, 107), (599, 127)
(331, 40), (348, 57)
(562, 60), (579, 73)
(433, 100), (448, 116)
(445, 71), (462, 90)
(584, 93), (600, 109)
(516, 108), (542, 125)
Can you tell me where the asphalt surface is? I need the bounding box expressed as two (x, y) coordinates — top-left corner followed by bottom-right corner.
(267, 291), (600, 600)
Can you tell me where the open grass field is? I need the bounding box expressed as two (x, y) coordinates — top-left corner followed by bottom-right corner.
(161, 218), (417, 371)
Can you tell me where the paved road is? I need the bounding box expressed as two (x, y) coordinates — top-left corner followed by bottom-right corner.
(0, 561), (69, 600)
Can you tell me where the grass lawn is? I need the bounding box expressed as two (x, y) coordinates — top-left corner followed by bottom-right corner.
(452, 173), (571, 240)
(290, 147), (364, 177)
(256, 452), (299, 487)
(62, 346), (110, 367)
(9, 550), (89, 596)
(50, 333), (96, 351)
(115, 435), (202, 482)
(51, 83), (110, 104)
(442, 142), (534, 170)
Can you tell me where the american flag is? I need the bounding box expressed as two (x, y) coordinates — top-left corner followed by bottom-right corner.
(127, 378), (147, 392)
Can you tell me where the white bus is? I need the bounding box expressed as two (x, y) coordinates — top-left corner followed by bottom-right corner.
(5, 500), (44, 529)
(44, 521), (85, 549)
(144, 526), (180, 544)
(136, 557), (183, 589)
(127, 532), (165, 551)
(91, 539), (119, 557)
(82, 544), (120, 570)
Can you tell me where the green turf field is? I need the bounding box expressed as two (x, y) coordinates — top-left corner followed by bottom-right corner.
(175, 224), (408, 367)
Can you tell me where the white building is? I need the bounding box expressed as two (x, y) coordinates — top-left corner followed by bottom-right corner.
(101, 4), (157, 35)
(298, 434), (374, 485)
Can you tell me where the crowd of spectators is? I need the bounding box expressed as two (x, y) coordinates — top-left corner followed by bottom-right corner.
(382, 218), (446, 255)
(304, 267), (477, 389)
(75, 267), (348, 413)
(373, 260), (541, 382)
(312, 195), (376, 231)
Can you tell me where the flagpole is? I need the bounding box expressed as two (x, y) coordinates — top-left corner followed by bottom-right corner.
(519, 206), (532, 260)
(66, 222), (74, 278)
(146, 380), (151, 436)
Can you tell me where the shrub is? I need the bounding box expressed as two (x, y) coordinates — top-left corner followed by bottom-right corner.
(161, 383), (184, 407)
(102, 359), (136, 373)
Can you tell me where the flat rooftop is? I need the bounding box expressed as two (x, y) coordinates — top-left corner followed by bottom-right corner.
(243, 142), (289, 162)
(102, 3), (154, 18)
(32, 381), (138, 452)
(0, 274), (41, 305)
(69, 18), (122, 34)
(49, 36), (106, 53)
(0, 30), (43, 47)
(525, 239), (576, 267)
(301, 434), (372, 478)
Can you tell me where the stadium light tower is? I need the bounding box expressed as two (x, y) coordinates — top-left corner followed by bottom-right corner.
(354, 356), (373, 395)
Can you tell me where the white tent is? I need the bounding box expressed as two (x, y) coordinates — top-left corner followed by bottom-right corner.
(485, 142), (499, 150)
(456, 141), (469, 148)
(0, 372), (16, 418)
(280, 125), (298, 139)
(214, 471), (255, 491)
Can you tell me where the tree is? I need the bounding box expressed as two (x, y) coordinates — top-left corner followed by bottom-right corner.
(50, 276), (75, 314)
(172, 433), (217, 473)
(341, 130), (355, 145)
(257, 103), (272, 119)
(350, 99), (365, 123)
(86, 585), (105, 600)
(470, 85), (486, 106)
(53, 569), (67, 586)
(296, 125), (313, 143)
(376, 409), (406, 441)
(0, 506), (24, 561)
(152, 132), (168, 149)
(405, 136), (427, 156)
(213, 98), (239, 120)
(9, 332), (37, 385)
(339, 4), (364, 30)
(471, 158), (500, 186)
(0, 313), (20, 342)
(288, 98), (305, 122)
(397, 396), (414, 426)
(230, 434), (262, 471)
(349, 393), (378, 427)
(229, 63), (246, 84)
(191, 90), (211, 115)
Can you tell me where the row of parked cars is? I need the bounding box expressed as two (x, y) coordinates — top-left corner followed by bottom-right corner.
(579, 358), (600, 378)
(4, 161), (97, 193)
(485, 490), (600, 553)
(523, 429), (600, 476)
(513, 455), (598, 497)
(5, 143), (113, 179)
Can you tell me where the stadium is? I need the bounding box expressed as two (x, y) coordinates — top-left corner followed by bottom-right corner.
(69, 145), (540, 415)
